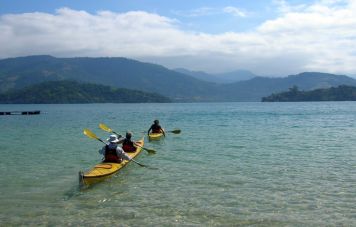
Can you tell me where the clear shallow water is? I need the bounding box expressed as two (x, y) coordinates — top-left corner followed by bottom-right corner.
(0, 102), (355, 226)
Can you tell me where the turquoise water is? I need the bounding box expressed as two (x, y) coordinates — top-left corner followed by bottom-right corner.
(0, 102), (355, 226)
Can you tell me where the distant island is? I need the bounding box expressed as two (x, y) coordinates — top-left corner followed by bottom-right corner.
(0, 80), (171, 104)
(262, 85), (356, 102)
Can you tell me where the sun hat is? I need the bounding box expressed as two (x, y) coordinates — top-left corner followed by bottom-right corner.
(107, 134), (119, 143)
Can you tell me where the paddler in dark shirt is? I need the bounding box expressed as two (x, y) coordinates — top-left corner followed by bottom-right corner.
(117, 132), (138, 153)
(147, 119), (165, 137)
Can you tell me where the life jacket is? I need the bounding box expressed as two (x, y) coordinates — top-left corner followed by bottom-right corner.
(122, 139), (136, 153)
(104, 145), (121, 163)
(151, 124), (162, 133)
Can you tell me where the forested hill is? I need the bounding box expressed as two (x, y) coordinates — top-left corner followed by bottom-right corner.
(0, 80), (171, 104)
(0, 55), (217, 101)
(1, 56), (356, 101)
(262, 85), (356, 102)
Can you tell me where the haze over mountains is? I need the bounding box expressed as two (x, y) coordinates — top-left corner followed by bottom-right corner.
(1, 55), (356, 102)
(173, 68), (257, 84)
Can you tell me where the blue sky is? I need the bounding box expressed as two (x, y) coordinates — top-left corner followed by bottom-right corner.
(0, 0), (356, 76)
(0, 0), (303, 33)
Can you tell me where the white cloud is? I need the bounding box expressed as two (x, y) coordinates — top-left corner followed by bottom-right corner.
(1, 2), (356, 76)
(223, 6), (247, 17)
(173, 7), (216, 17)
(172, 7), (217, 17)
(173, 6), (247, 18)
(257, 0), (356, 74)
(273, 0), (308, 13)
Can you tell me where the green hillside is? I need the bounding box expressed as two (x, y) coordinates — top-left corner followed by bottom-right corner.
(0, 55), (217, 101)
(262, 85), (356, 102)
(222, 72), (356, 101)
(0, 80), (171, 104)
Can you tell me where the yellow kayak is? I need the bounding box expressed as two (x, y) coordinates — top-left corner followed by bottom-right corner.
(79, 138), (144, 187)
(148, 132), (164, 140)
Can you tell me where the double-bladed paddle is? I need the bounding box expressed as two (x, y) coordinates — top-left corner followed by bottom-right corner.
(144, 129), (181, 134)
(83, 128), (148, 168)
(99, 123), (156, 154)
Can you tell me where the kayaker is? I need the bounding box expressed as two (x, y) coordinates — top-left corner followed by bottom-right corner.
(99, 134), (132, 163)
(147, 119), (165, 137)
(118, 132), (137, 153)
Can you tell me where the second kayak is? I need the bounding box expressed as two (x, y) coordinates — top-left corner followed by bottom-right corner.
(148, 132), (164, 140)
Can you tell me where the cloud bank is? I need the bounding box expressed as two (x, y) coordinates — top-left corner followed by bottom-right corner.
(1, 1), (356, 76)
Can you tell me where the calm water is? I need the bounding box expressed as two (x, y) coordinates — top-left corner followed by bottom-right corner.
(0, 102), (355, 226)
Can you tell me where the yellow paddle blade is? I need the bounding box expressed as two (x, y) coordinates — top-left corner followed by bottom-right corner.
(99, 123), (112, 133)
(83, 128), (99, 140)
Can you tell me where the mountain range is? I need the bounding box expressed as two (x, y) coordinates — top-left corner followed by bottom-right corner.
(1, 55), (356, 101)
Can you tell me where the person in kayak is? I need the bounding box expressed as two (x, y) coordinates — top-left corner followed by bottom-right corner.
(118, 132), (138, 153)
(147, 119), (165, 137)
(99, 134), (131, 163)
